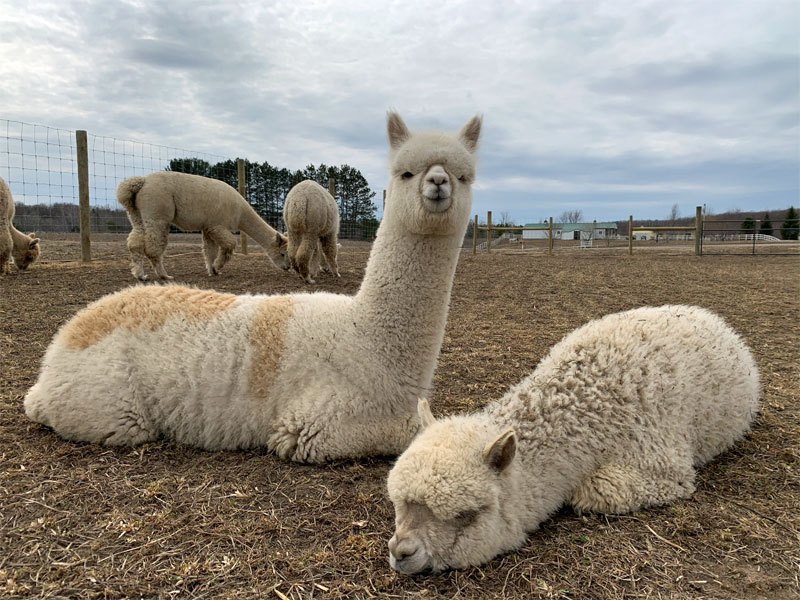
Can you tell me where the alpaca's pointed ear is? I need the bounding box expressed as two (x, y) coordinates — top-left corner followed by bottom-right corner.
(417, 398), (436, 429)
(458, 115), (482, 153)
(387, 112), (410, 150)
(483, 428), (516, 472)
(276, 232), (287, 247)
(29, 238), (40, 249)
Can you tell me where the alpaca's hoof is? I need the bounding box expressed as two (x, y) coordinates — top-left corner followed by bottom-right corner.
(269, 425), (299, 461)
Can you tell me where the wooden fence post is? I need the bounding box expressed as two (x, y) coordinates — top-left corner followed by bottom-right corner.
(486, 211), (492, 253)
(237, 158), (248, 255)
(695, 206), (702, 256)
(628, 215), (633, 255)
(472, 214), (478, 254)
(75, 130), (91, 262)
(548, 216), (553, 255)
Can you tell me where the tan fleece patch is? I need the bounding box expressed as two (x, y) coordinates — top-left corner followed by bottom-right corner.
(61, 285), (238, 350)
(248, 296), (294, 399)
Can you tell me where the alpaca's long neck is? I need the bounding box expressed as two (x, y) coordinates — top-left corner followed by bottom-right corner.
(352, 221), (464, 397)
(9, 224), (31, 250)
(238, 204), (280, 250)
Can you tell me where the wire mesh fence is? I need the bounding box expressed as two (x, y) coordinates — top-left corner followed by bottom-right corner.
(1, 119), (380, 242)
(700, 219), (800, 255)
(1, 121), (79, 232)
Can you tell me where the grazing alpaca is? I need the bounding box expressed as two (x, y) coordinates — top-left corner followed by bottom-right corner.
(0, 176), (40, 274)
(25, 112), (482, 463)
(387, 305), (759, 574)
(283, 180), (340, 284)
(116, 171), (289, 280)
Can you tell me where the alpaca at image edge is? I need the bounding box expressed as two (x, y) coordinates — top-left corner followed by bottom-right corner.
(116, 170), (289, 280)
(0, 176), (40, 274)
(283, 179), (340, 284)
(24, 111), (482, 463)
(387, 305), (759, 574)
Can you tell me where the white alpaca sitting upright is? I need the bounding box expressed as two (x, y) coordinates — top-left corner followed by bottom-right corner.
(387, 305), (759, 574)
(24, 112), (482, 463)
(116, 171), (289, 280)
(0, 176), (40, 274)
(283, 179), (340, 284)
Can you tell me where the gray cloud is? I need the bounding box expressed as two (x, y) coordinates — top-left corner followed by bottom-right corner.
(0, 0), (797, 222)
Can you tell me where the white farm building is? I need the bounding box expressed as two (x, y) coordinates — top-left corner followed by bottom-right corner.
(522, 221), (618, 240)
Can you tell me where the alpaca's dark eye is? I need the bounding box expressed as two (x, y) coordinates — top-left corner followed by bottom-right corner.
(401, 171), (414, 179)
(452, 509), (479, 527)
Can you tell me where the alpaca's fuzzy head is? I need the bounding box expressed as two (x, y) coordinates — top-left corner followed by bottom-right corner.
(265, 232), (290, 270)
(386, 400), (524, 574)
(13, 233), (41, 270)
(385, 113), (481, 237)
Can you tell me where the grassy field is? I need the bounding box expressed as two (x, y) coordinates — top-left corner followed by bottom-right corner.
(1, 234), (798, 599)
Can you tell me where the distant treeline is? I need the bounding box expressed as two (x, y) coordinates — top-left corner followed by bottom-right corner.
(166, 158), (379, 237)
(13, 158), (382, 240)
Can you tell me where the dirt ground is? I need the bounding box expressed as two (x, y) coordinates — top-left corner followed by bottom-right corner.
(1, 234), (798, 600)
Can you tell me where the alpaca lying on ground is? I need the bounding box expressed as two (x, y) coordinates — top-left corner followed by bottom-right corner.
(283, 180), (340, 283)
(387, 305), (759, 574)
(25, 112), (482, 463)
(116, 171), (289, 280)
(0, 176), (40, 274)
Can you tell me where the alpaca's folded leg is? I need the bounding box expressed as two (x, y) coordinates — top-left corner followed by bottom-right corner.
(269, 409), (421, 464)
(24, 379), (157, 447)
(570, 460), (696, 515)
(268, 420), (300, 461)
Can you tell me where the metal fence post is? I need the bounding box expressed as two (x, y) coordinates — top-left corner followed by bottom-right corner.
(695, 206), (702, 256)
(75, 130), (91, 262)
(237, 158), (248, 254)
(628, 215), (633, 255)
(486, 211), (492, 253)
(472, 214), (478, 254)
(753, 220), (759, 255)
(548, 217), (553, 255)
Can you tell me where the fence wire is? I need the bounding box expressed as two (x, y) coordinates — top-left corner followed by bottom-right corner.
(1, 119), (380, 241)
(1, 121), (79, 232)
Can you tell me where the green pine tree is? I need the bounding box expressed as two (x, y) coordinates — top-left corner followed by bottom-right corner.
(167, 158), (212, 176)
(781, 206), (799, 240)
(759, 213), (773, 237)
(740, 216), (755, 233)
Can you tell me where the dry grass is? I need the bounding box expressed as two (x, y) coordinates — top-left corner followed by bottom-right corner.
(1, 234), (798, 599)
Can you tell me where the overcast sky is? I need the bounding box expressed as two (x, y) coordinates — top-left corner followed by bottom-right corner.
(1, 0), (797, 222)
